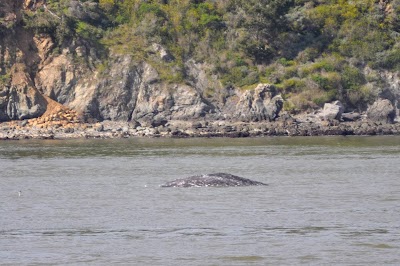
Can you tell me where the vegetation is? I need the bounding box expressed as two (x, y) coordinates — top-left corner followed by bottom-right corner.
(0, 73), (11, 86)
(19, 0), (400, 112)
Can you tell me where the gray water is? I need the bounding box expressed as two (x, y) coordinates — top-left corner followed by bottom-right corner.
(1, 136), (400, 265)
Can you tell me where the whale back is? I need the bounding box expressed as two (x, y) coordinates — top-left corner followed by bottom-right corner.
(161, 173), (267, 187)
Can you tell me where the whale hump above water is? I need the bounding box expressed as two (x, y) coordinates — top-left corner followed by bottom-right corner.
(161, 173), (267, 188)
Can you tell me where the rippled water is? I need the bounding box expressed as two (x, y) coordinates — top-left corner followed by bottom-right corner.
(1, 136), (400, 265)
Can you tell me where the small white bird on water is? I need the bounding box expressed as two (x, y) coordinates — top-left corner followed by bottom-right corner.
(18, 190), (22, 197)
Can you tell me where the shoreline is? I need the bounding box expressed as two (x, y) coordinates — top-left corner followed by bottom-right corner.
(1, 119), (400, 140)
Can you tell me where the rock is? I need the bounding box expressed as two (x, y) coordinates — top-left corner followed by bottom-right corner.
(379, 71), (400, 121)
(35, 44), (78, 105)
(129, 120), (141, 128)
(0, 73), (47, 122)
(152, 43), (175, 62)
(342, 112), (361, 122)
(267, 95), (284, 120)
(77, 59), (213, 122)
(64, 127), (74, 133)
(185, 59), (219, 98)
(94, 123), (104, 132)
(171, 129), (189, 138)
(24, 0), (36, 9)
(319, 101), (344, 121)
(151, 117), (168, 127)
(367, 98), (396, 123)
(191, 121), (203, 129)
(68, 0), (103, 23)
(234, 84), (283, 122)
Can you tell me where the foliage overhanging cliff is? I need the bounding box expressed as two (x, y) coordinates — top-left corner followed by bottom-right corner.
(1, 0), (400, 123)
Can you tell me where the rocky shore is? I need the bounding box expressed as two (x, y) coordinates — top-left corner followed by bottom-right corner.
(1, 95), (399, 140)
(1, 116), (400, 140)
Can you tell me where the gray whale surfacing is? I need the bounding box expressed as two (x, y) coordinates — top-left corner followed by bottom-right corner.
(161, 173), (267, 187)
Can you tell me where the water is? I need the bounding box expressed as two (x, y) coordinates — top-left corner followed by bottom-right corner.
(1, 136), (400, 265)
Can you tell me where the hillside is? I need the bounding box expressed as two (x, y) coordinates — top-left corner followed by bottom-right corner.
(1, 0), (400, 130)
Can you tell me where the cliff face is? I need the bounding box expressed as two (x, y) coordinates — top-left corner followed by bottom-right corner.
(0, 0), (399, 125)
(0, 0), (284, 125)
(47, 54), (282, 124)
(0, 0), (47, 121)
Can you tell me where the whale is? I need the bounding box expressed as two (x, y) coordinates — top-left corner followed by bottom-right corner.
(161, 173), (267, 187)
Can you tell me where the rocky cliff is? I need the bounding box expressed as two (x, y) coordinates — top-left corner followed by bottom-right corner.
(0, 0), (285, 126)
(1, 0), (400, 131)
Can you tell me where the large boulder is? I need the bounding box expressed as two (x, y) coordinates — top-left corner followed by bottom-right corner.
(341, 112), (361, 122)
(2, 86), (46, 120)
(319, 101), (344, 121)
(379, 71), (400, 122)
(233, 84), (283, 122)
(367, 98), (396, 123)
(0, 66), (46, 122)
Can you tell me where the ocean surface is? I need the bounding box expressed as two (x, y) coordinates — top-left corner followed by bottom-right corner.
(1, 136), (400, 265)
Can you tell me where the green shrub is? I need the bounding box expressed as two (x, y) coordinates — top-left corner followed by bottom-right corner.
(137, 3), (165, 20)
(311, 71), (341, 91)
(221, 65), (259, 87)
(278, 58), (296, 66)
(338, 20), (390, 62)
(99, 0), (115, 12)
(299, 56), (343, 77)
(283, 99), (297, 113)
(76, 21), (103, 40)
(377, 48), (400, 70)
(23, 10), (59, 35)
(341, 65), (365, 91)
(296, 47), (320, 63)
(0, 73), (11, 86)
(281, 78), (306, 93)
(312, 90), (336, 106)
(283, 66), (298, 79)
(244, 42), (274, 64)
(346, 83), (375, 110)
